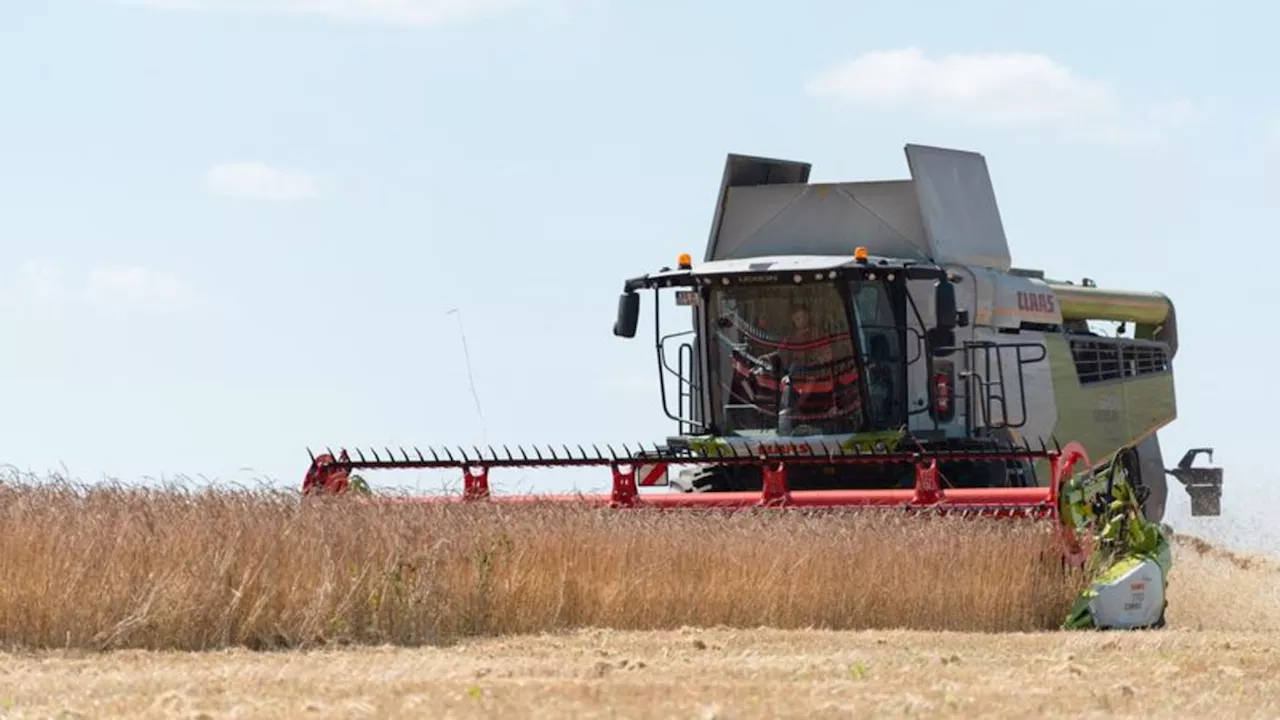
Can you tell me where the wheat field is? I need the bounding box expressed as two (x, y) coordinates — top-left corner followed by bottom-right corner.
(0, 478), (1088, 650)
(0, 477), (1276, 717)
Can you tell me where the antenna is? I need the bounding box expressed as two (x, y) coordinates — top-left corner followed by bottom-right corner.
(446, 307), (487, 445)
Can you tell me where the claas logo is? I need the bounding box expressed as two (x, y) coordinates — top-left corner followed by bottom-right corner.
(1016, 291), (1056, 313)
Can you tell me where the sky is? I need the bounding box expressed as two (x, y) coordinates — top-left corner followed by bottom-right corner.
(2, 0), (1277, 555)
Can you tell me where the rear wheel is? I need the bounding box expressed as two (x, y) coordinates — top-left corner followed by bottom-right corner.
(1110, 436), (1168, 523)
(1133, 434), (1169, 523)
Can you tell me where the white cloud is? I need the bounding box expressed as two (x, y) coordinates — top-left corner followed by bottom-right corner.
(0, 262), (68, 311)
(84, 267), (193, 315)
(807, 47), (1113, 124)
(2, 263), (193, 316)
(119, 0), (531, 26)
(204, 161), (318, 201)
(14, 262), (66, 304)
(805, 47), (1193, 145)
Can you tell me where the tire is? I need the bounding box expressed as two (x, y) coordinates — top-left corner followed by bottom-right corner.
(1134, 434), (1168, 523)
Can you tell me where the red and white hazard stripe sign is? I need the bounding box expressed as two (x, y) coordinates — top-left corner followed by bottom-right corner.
(637, 463), (669, 487)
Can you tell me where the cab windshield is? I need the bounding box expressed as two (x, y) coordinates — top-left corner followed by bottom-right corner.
(705, 279), (905, 438)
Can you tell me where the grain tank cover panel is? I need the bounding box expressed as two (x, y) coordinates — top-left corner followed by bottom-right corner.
(905, 144), (1013, 271)
(703, 154), (812, 262)
(711, 180), (930, 261)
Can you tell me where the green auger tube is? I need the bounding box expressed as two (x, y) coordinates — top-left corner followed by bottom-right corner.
(1062, 450), (1173, 630)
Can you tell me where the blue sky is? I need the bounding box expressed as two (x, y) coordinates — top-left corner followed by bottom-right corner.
(2, 0), (1276, 553)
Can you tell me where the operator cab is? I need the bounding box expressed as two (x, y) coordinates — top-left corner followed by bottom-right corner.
(709, 263), (904, 439)
(613, 249), (962, 451)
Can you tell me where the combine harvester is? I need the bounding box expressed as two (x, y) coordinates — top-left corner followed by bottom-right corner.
(303, 144), (1225, 630)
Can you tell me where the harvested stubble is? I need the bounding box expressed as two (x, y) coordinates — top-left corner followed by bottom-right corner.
(0, 479), (1091, 651)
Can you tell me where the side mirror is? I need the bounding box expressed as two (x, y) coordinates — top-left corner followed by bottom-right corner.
(928, 327), (956, 357)
(613, 291), (640, 338)
(935, 279), (957, 330)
